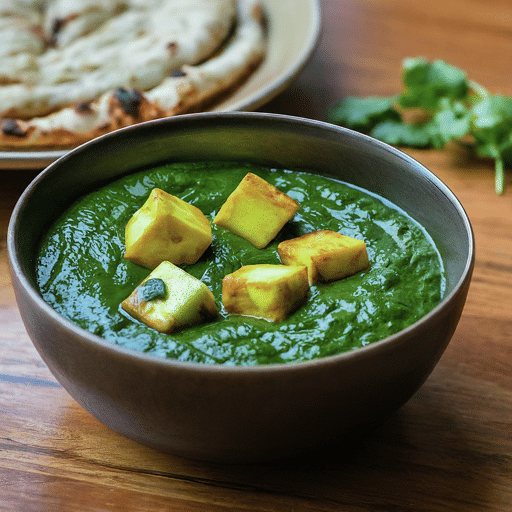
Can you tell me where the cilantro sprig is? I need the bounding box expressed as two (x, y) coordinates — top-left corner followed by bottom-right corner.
(326, 57), (511, 194)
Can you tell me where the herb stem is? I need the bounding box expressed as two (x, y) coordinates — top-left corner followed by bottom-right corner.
(495, 156), (505, 195)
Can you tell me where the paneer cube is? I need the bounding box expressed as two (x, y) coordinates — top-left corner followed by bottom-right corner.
(213, 173), (299, 249)
(124, 188), (212, 269)
(278, 230), (370, 284)
(121, 261), (218, 334)
(222, 264), (309, 322)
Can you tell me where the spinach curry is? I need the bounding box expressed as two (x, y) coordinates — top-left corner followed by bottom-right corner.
(36, 162), (445, 366)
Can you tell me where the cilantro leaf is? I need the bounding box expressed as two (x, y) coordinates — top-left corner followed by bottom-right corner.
(370, 120), (432, 147)
(470, 95), (512, 194)
(326, 96), (400, 133)
(326, 57), (510, 194)
(428, 98), (471, 148)
(400, 57), (470, 111)
(470, 95), (512, 144)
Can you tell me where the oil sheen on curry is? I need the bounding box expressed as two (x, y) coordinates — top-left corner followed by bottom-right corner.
(36, 162), (446, 366)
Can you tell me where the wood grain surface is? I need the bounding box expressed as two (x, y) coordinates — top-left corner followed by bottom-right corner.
(1, 0), (511, 510)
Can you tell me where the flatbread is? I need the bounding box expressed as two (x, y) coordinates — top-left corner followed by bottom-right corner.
(0, 0), (266, 149)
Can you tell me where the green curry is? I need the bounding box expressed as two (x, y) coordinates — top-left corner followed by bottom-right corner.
(36, 162), (445, 365)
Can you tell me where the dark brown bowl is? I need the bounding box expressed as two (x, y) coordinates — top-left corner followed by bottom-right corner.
(8, 112), (474, 463)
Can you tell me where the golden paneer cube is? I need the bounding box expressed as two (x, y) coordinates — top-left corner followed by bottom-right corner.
(278, 230), (370, 284)
(121, 261), (218, 334)
(213, 173), (299, 249)
(124, 188), (212, 269)
(222, 264), (309, 322)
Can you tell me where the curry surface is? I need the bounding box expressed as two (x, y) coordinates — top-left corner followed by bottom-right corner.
(36, 162), (445, 365)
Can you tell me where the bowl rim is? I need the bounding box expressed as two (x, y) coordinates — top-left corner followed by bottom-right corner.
(7, 111), (475, 374)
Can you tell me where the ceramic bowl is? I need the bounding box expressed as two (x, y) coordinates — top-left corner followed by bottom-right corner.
(8, 112), (474, 463)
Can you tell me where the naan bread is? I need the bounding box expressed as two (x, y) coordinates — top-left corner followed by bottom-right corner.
(0, 0), (266, 149)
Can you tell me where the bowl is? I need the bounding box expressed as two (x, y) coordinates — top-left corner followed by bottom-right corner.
(8, 112), (474, 463)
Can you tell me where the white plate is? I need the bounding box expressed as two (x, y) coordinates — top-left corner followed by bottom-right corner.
(0, 0), (321, 170)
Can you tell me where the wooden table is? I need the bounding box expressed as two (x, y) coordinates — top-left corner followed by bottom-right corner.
(1, 0), (511, 510)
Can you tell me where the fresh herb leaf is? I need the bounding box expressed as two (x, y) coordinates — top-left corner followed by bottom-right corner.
(327, 57), (511, 194)
(370, 120), (433, 147)
(326, 96), (400, 133)
(470, 95), (512, 195)
(138, 278), (166, 302)
(428, 98), (471, 148)
(400, 58), (470, 111)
